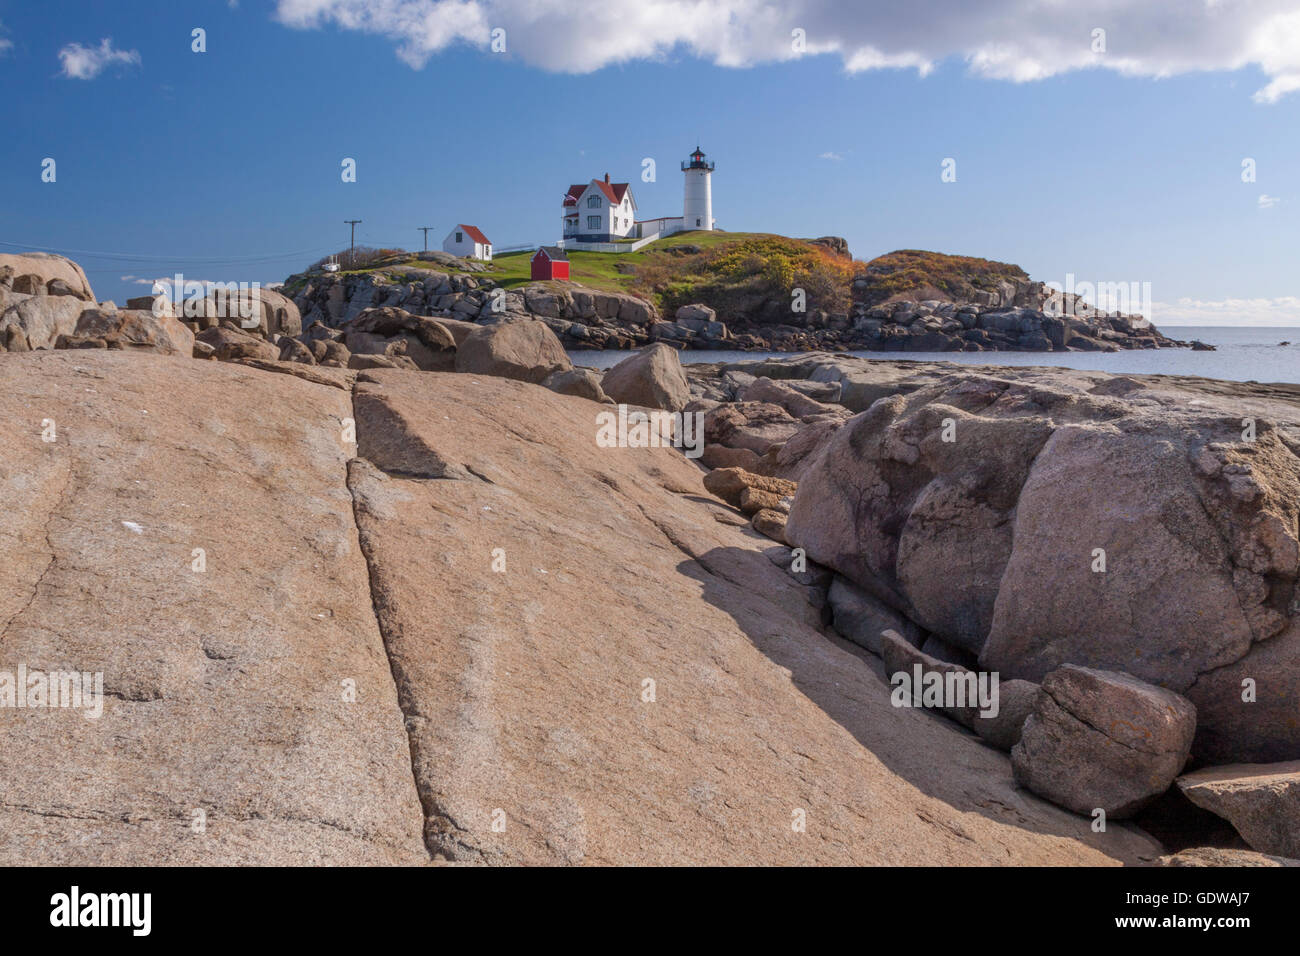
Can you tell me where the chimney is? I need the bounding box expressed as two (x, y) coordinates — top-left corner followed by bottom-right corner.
(604, 172), (610, 183)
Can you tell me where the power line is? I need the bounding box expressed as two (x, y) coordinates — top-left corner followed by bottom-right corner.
(0, 238), (337, 265)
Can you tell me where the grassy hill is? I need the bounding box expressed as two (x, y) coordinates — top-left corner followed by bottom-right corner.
(483, 231), (861, 319)
(287, 231), (864, 323)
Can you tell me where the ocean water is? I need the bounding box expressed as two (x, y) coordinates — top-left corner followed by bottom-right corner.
(572, 327), (1300, 385)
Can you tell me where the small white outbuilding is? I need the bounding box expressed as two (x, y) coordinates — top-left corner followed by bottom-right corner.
(442, 224), (492, 261)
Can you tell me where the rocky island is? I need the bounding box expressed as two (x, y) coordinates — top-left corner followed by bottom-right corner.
(268, 240), (1187, 355)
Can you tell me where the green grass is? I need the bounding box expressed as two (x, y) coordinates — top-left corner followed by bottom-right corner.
(471, 231), (784, 293)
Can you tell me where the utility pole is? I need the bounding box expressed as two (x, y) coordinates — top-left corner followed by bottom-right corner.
(344, 219), (361, 268)
(418, 226), (433, 252)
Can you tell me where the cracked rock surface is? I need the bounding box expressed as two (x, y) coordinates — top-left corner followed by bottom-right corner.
(0, 352), (1164, 864)
(0, 351), (425, 864)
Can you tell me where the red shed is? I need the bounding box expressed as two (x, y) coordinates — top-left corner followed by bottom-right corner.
(531, 245), (570, 281)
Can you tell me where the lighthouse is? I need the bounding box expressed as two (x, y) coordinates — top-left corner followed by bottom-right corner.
(682, 146), (715, 231)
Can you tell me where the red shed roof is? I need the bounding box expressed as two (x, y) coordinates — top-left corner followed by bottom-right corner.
(457, 224), (491, 244)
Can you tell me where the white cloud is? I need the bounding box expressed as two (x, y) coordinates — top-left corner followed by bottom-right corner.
(0, 19), (11, 57)
(273, 0), (1300, 100)
(58, 38), (141, 79)
(1259, 193), (1281, 208)
(1157, 296), (1300, 326)
(819, 151), (844, 161)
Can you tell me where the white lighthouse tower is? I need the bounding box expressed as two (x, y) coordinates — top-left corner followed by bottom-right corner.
(682, 146), (715, 231)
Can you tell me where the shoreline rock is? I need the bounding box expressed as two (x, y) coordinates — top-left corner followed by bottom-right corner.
(1011, 666), (1197, 819)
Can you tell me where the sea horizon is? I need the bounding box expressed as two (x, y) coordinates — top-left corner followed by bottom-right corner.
(571, 325), (1300, 384)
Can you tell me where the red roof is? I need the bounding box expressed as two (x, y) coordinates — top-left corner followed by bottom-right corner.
(457, 224), (490, 244)
(564, 180), (630, 206)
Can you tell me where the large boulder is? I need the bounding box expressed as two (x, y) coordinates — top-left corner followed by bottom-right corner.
(195, 325), (279, 362)
(198, 285), (300, 337)
(0, 252), (96, 301)
(345, 307), (457, 372)
(455, 319), (570, 384)
(601, 344), (690, 412)
(60, 308), (195, 355)
(0, 295), (89, 349)
(785, 370), (1300, 764)
(738, 377), (836, 419)
(1011, 665), (1196, 818)
(278, 338), (316, 364)
(426, 315), (479, 347)
(675, 303), (716, 324)
(702, 401), (801, 457)
(787, 379), (1051, 657)
(257, 287), (303, 337)
(542, 368), (611, 403)
(1177, 762), (1300, 858)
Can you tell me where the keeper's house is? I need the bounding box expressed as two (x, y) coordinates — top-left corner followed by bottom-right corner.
(562, 174), (637, 243)
(531, 246), (570, 281)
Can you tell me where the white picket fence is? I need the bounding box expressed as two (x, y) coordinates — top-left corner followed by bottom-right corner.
(557, 233), (663, 254)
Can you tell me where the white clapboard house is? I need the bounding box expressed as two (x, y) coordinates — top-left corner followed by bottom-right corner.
(443, 224), (493, 260)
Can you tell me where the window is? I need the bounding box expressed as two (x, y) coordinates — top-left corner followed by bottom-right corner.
(587, 195), (601, 208)
(587, 215), (601, 230)
(455, 232), (463, 242)
(695, 218), (701, 227)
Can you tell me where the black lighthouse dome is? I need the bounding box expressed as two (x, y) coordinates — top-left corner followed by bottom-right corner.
(682, 146), (715, 171)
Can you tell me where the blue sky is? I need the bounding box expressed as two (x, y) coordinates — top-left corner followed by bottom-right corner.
(2, 0), (1299, 323)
